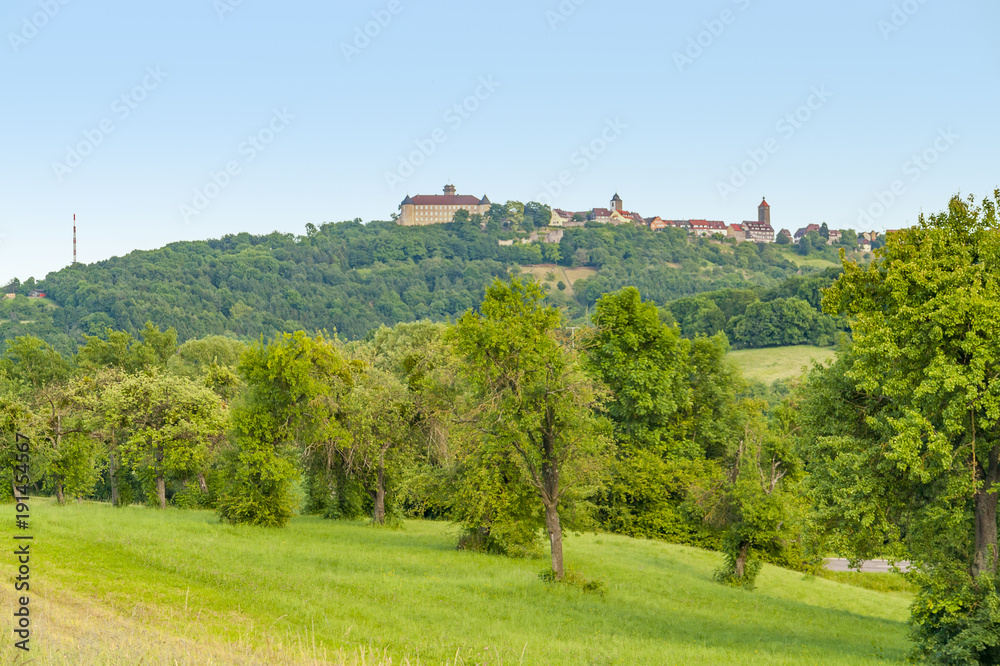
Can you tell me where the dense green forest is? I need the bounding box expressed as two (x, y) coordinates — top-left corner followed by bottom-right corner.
(1, 209), (851, 354)
(4, 192), (1000, 663)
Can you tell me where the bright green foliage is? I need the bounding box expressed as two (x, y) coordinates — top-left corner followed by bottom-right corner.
(453, 278), (608, 578)
(218, 331), (356, 527)
(586, 287), (749, 546)
(45, 430), (104, 500)
(167, 335), (246, 379)
(815, 191), (1000, 662)
(587, 287), (691, 448)
(2, 335), (71, 391)
(102, 371), (225, 509)
(702, 401), (803, 590)
(3, 336), (82, 503)
(0, 392), (37, 502)
(76, 323), (178, 372)
(452, 441), (544, 556)
(341, 367), (413, 524)
(909, 564), (1000, 665)
(668, 295), (727, 339)
(728, 298), (837, 348)
(365, 321), (466, 519)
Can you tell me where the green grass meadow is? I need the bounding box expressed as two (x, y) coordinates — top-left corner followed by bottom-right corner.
(2, 499), (911, 664)
(729, 345), (837, 385)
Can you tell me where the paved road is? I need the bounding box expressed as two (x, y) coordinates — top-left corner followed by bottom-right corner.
(823, 558), (910, 573)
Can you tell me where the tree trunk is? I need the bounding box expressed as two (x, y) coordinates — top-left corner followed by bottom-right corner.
(156, 474), (166, 510)
(372, 451), (386, 524)
(55, 478), (65, 505)
(109, 450), (119, 507)
(155, 444), (166, 509)
(734, 541), (751, 580)
(544, 501), (564, 580)
(972, 445), (1000, 578)
(198, 472), (209, 494)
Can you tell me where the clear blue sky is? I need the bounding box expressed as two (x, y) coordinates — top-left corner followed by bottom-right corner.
(2, 0), (998, 283)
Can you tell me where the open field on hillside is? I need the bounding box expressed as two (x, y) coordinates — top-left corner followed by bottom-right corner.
(518, 265), (597, 296)
(729, 345), (838, 384)
(1, 499), (911, 665)
(775, 247), (841, 269)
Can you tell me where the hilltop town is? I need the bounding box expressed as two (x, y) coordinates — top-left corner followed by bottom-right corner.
(396, 185), (882, 251)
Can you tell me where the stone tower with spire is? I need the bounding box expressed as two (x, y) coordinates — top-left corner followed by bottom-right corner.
(611, 193), (623, 212)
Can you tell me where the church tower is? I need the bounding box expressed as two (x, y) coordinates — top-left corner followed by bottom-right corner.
(611, 193), (623, 212)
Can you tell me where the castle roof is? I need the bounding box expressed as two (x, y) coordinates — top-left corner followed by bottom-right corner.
(611, 193), (622, 202)
(759, 198), (770, 208)
(403, 194), (487, 206)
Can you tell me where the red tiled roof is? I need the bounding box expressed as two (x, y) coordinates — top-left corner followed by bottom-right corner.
(404, 195), (486, 206)
(592, 208), (612, 217)
(759, 198), (770, 208)
(794, 224), (821, 238)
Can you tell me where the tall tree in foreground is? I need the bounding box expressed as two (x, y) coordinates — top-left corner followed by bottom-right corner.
(453, 278), (606, 579)
(817, 191), (1000, 663)
(341, 367), (413, 524)
(219, 332), (355, 527)
(104, 372), (226, 509)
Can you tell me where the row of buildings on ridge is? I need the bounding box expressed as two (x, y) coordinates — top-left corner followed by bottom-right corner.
(396, 185), (880, 250)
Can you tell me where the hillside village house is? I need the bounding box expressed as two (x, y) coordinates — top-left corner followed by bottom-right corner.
(793, 224), (821, 243)
(688, 220), (728, 237)
(397, 184), (491, 226)
(727, 223), (747, 240)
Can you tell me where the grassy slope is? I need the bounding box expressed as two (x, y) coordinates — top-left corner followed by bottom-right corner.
(2, 500), (910, 665)
(729, 345), (838, 384)
(517, 265), (598, 297)
(775, 246), (841, 269)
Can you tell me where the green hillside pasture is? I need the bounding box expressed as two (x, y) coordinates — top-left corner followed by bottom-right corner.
(516, 265), (597, 297)
(729, 345), (837, 384)
(775, 246), (841, 269)
(1, 500), (910, 665)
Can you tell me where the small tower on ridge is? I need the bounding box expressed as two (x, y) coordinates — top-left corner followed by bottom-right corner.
(611, 193), (623, 212)
(759, 197), (771, 226)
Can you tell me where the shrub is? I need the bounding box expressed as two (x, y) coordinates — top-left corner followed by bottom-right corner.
(910, 570), (1000, 665)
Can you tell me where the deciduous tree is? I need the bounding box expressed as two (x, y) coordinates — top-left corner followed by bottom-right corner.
(453, 278), (607, 579)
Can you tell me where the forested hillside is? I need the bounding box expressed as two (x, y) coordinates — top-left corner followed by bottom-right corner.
(3, 216), (839, 353)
